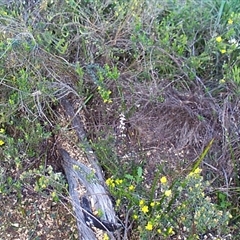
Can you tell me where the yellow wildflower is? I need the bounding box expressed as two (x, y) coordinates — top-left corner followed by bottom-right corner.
(193, 167), (202, 174)
(189, 167), (202, 177)
(167, 227), (175, 235)
(73, 165), (80, 171)
(129, 185), (135, 191)
(220, 49), (226, 54)
(145, 222), (153, 231)
(141, 205), (149, 214)
(116, 199), (121, 207)
(228, 19), (233, 25)
(106, 178), (115, 187)
(0, 128), (5, 133)
(216, 36), (222, 42)
(160, 176), (167, 184)
(164, 189), (172, 197)
(150, 202), (155, 207)
(103, 233), (109, 240)
(0, 139), (5, 146)
(139, 199), (145, 206)
(219, 79), (225, 84)
(106, 178), (111, 185)
(115, 179), (123, 185)
(133, 214), (138, 220)
(103, 98), (112, 103)
(51, 191), (57, 198)
(188, 171), (194, 177)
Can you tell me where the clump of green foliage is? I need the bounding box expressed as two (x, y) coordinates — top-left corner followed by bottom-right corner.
(106, 166), (232, 239)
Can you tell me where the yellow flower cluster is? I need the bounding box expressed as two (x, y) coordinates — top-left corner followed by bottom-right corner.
(139, 199), (149, 213)
(106, 177), (135, 192)
(160, 176), (172, 197)
(106, 178), (115, 188)
(215, 35), (229, 54)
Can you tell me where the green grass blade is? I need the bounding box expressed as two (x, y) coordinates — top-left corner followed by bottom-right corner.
(191, 138), (214, 172)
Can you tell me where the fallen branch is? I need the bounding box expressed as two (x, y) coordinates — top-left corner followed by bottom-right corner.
(59, 98), (121, 239)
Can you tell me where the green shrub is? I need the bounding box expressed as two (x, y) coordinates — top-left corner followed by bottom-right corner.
(106, 167), (231, 239)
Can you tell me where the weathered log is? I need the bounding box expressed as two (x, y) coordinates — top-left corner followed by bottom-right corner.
(59, 98), (121, 240)
(60, 98), (105, 182)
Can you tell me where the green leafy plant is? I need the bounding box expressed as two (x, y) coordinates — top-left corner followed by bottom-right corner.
(217, 191), (232, 210)
(20, 165), (68, 202)
(96, 64), (120, 103)
(107, 167), (232, 239)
